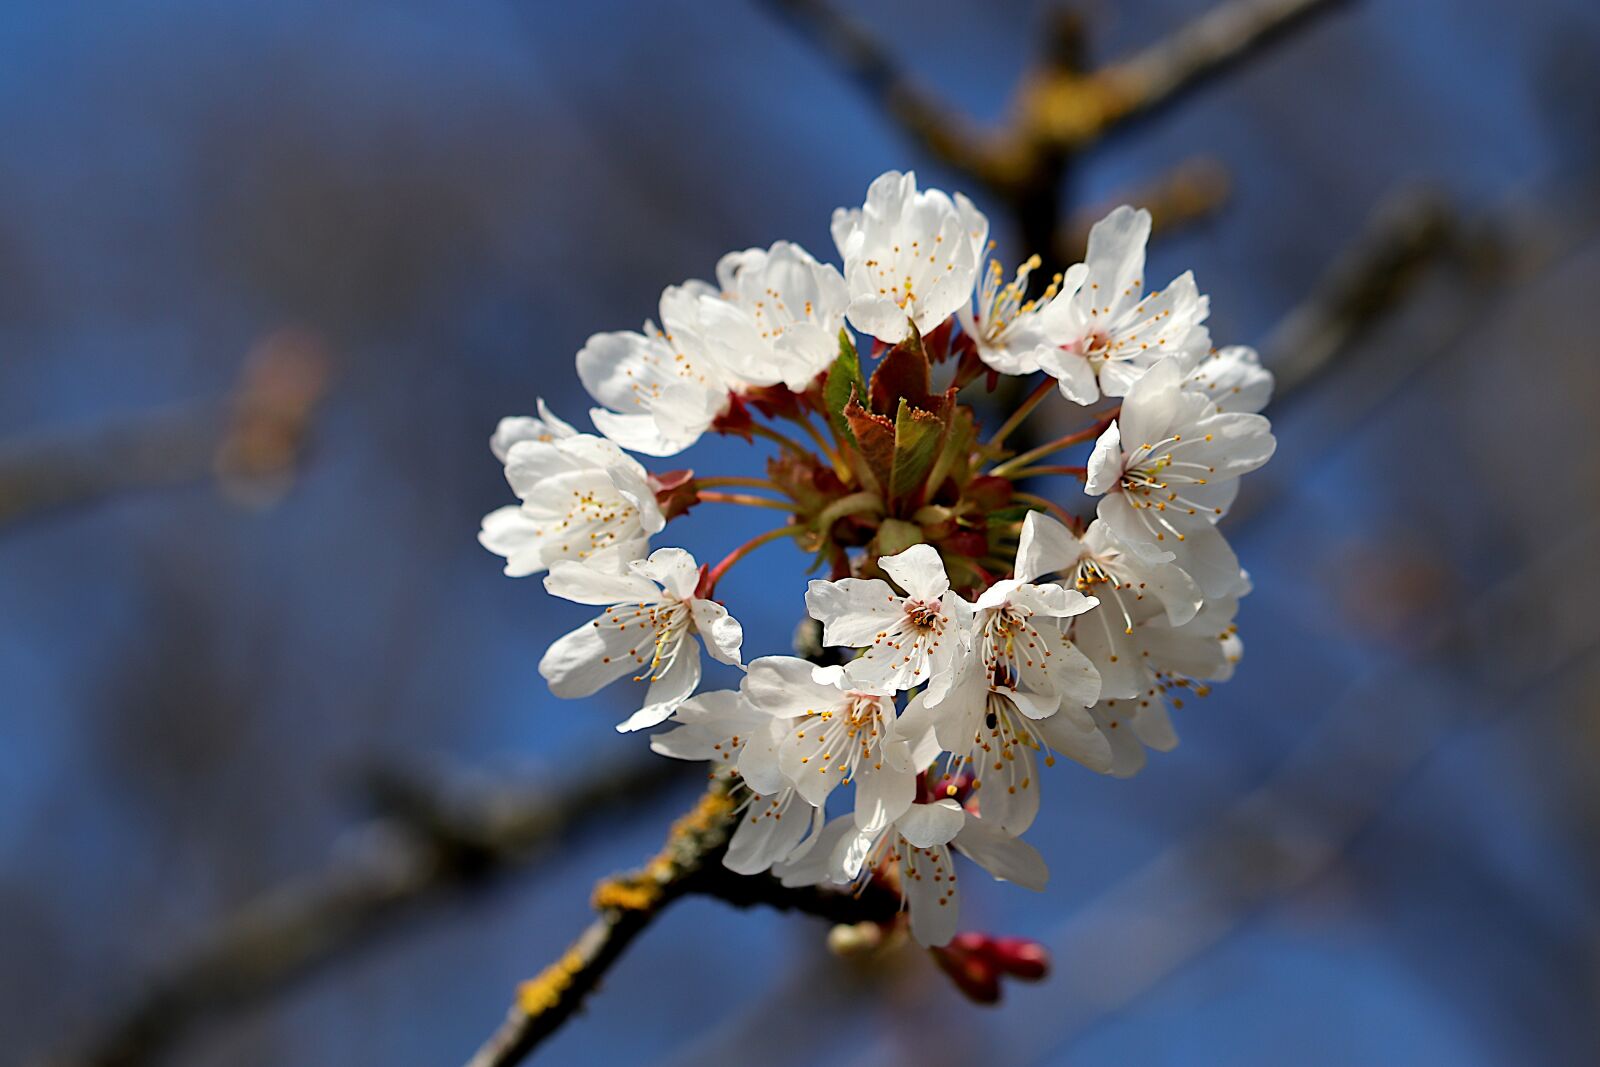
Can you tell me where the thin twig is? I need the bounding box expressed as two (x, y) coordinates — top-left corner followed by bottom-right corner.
(0, 329), (329, 532)
(464, 781), (901, 1067)
(1265, 187), (1469, 403)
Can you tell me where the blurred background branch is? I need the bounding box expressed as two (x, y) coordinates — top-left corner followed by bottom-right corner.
(35, 758), (691, 1067)
(0, 330), (330, 531)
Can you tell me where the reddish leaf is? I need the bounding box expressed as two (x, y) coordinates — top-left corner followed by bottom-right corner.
(842, 388), (896, 492)
(649, 469), (699, 521)
(868, 340), (933, 417)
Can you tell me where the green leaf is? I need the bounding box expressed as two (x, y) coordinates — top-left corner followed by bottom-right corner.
(872, 518), (925, 557)
(987, 503), (1042, 525)
(889, 397), (945, 501)
(824, 330), (864, 440)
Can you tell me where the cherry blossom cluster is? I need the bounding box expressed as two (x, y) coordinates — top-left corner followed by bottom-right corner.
(482, 170), (1275, 948)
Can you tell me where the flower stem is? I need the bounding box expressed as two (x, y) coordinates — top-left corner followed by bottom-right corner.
(988, 414), (1115, 478)
(696, 491), (794, 512)
(706, 525), (804, 589)
(1013, 492), (1079, 528)
(1004, 464), (1087, 480)
(750, 423), (811, 456)
(986, 377), (1055, 449)
(694, 475), (787, 493)
(788, 413), (849, 476)
(813, 490), (884, 535)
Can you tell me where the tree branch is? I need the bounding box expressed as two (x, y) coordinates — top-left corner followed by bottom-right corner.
(1058, 156), (1232, 261)
(759, 0), (1348, 204)
(1023, 0), (1353, 151)
(464, 781), (901, 1067)
(754, 0), (1002, 185)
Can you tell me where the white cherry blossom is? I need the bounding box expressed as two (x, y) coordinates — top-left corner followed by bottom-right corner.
(959, 254), (1080, 376)
(742, 655), (925, 830)
(579, 242), (851, 455)
(539, 548), (743, 732)
(1023, 514), (1205, 685)
(906, 673), (1114, 836)
(780, 800), (1047, 947)
(577, 311), (732, 457)
(650, 687), (825, 875)
(962, 510), (1105, 712)
(488, 397), (578, 461)
(1085, 359), (1274, 596)
(725, 787), (828, 876)
(1036, 206), (1212, 405)
(1080, 594), (1242, 777)
(479, 431), (664, 578)
(1184, 344), (1275, 414)
(650, 688), (787, 794)
(832, 170), (987, 343)
(804, 544), (974, 705)
(709, 240), (851, 391)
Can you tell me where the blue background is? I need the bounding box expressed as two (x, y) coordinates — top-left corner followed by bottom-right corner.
(4, 1), (1600, 1064)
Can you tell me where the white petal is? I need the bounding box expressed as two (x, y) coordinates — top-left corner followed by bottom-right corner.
(726, 791), (816, 875)
(741, 656), (839, 718)
(1116, 358), (1185, 458)
(478, 505), (547, 577)
(1166, 515), (1246, 599)
(854, 762), (916, 832)
(1186, 344), (1274, 413)
(691, 599), (744, 667)
(777, 811), (855, 886)
(804, 578), (902, 646)
(1084, 420), (1123, 496)
(1014, 510), (1084, 583)
(898, 798), (965, 848)
(1042, 347), (1102, 406)
(844, 295), (915, 344)
(1130, 700), (1180, 752)
(954, 818), (1049, 891)
(538, 620), (637, 698)
(1090, 701), (1149, 778)
(1083, 206), (1151, 313)
(975, 739), (1040, 835)
(736, 726), (788, 795)
(904, 845), (959, 947)
(620, 644), (701, 732)
(1037, 702), (1114, 773)
(779, 718), (848, 807)
(633, 547), (699, 598)
(543, 560), (659, 606)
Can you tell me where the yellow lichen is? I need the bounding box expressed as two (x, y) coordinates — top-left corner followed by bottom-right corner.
(516, 948), (584, 1015)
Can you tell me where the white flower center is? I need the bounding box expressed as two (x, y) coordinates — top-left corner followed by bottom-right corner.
(853, 597), (950, 678)
(794, 693), (891, 784)
(979, 601), (1051, 690)
(858, 827), (955, 913)
(555, 486), (633, 560)
(1119, 433), (1222, 543)
(1072, 557), (1139, 639)
(594, 596), (693, 682)
(975, 255), (1057, 346)
(936, 691), (1053, 798)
